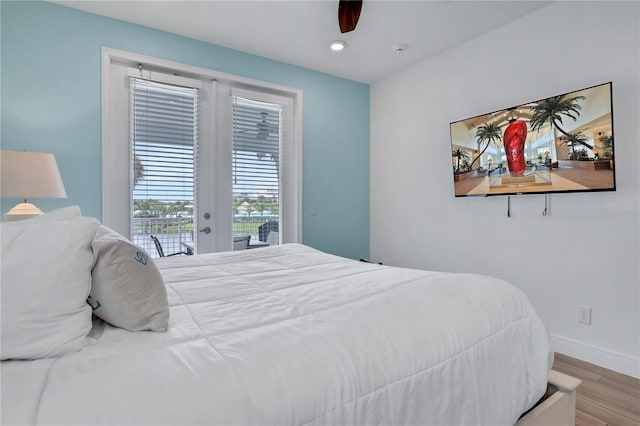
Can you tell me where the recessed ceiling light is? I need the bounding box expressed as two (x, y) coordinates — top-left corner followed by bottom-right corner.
(330, 40), (347, 52)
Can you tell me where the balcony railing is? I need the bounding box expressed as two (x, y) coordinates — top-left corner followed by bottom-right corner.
(132, 217), (194, 258)
(132, 215), (278, 258)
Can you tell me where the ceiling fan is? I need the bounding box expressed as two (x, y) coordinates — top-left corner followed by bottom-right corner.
(338, 0), (363, 33)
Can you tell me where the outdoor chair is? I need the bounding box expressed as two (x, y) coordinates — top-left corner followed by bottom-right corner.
(266, 231), (279, 246)
(258, 221), (279, 242)
(150, 235), (190, 257)
(233, 235), (251, 251)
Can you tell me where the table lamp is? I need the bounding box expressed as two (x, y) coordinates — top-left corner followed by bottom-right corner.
(1, 150), (68, 221)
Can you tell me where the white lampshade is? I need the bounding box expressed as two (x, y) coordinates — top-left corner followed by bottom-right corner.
(1, 150), (67, 220)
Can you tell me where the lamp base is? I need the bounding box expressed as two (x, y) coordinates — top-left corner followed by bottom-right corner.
(4, 202), (44, 221)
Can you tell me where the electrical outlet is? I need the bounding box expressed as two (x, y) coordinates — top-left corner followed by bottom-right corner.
(578, 306), (592, 325)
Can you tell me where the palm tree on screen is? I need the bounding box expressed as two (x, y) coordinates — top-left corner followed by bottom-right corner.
(565, 132), (591, 159)
(529, 94), (594, 151)
(452, 148), (470, 174)
(468, 122), (502, 170)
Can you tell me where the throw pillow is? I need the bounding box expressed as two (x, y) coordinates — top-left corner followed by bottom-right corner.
(90, 225), (169, 332)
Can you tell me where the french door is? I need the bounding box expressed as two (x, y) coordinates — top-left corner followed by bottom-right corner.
(102, 50), (300, 258)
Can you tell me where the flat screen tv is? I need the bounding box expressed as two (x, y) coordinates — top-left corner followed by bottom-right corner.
(450, 82), (615, 197)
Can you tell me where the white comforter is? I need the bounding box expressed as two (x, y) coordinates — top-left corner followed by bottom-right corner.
(2, 244), (550, 425)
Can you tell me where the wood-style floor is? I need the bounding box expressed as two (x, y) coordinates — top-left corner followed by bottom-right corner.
(552, 353), (640, 425)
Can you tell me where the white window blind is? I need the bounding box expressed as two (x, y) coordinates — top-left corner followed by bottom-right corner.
(232, 96), (282, 241)
(130, 77), (199, 256)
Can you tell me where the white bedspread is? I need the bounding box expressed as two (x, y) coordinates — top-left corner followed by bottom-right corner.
(2, 244), (550, 425)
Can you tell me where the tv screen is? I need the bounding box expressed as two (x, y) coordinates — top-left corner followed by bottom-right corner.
(450, 82), (615, 197)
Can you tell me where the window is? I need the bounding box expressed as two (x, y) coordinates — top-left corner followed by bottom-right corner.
(129, 78), (199, 257)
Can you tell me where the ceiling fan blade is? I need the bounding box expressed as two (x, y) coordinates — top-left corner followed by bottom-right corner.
(338, 0), (363, 33)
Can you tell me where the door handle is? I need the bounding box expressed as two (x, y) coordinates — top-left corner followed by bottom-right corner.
(199, 226), (211, 234)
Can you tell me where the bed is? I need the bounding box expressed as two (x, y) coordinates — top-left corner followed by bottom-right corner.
(1, 209), (575, 425)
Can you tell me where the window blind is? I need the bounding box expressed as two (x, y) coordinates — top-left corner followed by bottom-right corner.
(232, 96), (282, 233)
(130, 77), (199, 255)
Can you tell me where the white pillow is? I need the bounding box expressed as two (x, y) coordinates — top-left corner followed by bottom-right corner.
(1, 216), (100, 360)
(90, 226), (169, 332)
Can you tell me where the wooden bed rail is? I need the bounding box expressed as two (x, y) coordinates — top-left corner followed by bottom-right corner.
(516, 370), (582, 426)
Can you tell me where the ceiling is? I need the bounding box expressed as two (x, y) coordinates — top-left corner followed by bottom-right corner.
(53, 0), (551, 84)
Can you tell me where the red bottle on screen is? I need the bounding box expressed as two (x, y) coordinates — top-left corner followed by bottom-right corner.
(503, 120), (527, 176)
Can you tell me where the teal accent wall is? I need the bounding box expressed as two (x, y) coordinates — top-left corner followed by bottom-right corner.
(0, 1), (370, 260)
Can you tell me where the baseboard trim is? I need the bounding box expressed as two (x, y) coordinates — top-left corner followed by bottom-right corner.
(551, 333), (640, 379)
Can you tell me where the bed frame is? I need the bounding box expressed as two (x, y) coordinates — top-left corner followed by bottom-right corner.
(516, 370), (582, 426)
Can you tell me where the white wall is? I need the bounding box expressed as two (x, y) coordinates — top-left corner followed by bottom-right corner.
(371, 1), (639, 377)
